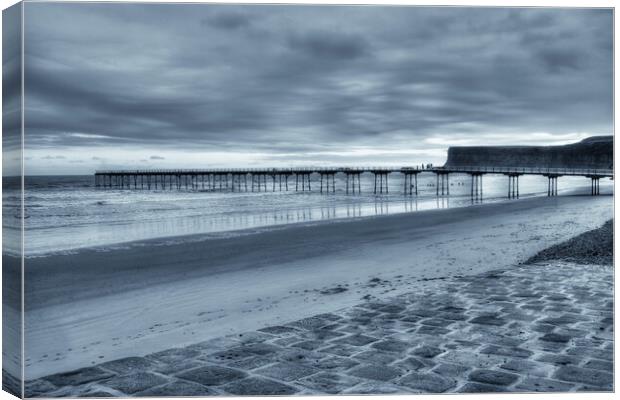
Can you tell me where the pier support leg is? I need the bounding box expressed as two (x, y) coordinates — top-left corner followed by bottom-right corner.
(374, 174), (377, 194)
(591, 177), (601, 196)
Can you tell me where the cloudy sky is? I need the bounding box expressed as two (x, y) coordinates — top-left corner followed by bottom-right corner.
(18, 3), (613, 174)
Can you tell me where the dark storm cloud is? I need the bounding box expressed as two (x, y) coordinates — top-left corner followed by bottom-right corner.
(22, 4), (612, 160)
(287, 30), (369, 60)
(201, 10), (252, 30)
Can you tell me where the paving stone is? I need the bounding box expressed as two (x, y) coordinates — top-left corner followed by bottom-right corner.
(102, 372), (168, 394)
(370, 339), (409, 353)
(186, 337), (240, 353)
(536, 353), (582, 366)
(333, 334), (378, 346)
(100, 357), (157, 375)
(554, 366), (613, 388)
(500, 359), (552, 377)
(573, 337), (606, 348)
(206, 348), (255, 363)
(473, 332), (525, 347)
(352, 350), (401, 365)
(291, 340), (324, 351)
(272, 336), (300, 347)
(304, 328), (346, 341)
(134, 380), (216, 396)
(411, 345), (444, 358)
(438, 350), (505, 369)
(456, 382), (509, 393)
(255, 361), (319, 381)
(393, 357), (428, 373)
(400, 315), (423, 323)
(555, 327), (588, 338)
(315, 313), (342, 321)
(315, 355), (359, 372)
(469, 369), (519, 386)
(221, 377), (298, 395)
(348, 364), (403, 381)
(539, 314), (584, 326)
(532, 323), (556, 333)
(146, 347), (205, 375)
(419, 318), (454, 327)
(176, 365), (246, 386)
(480, 345), (533, 359)
(398, 371), (456, 392)
(565, 347), (613, 361)
(439, 312), (468, 321)
(276, 348), (324, 365)
(438, 305), (467, 313)
(233, 342), (281, 356)
(431, 363), (470, 378)
(289, 316), (334, 331)
(582, 359), (613, 372)
(452, 339), (481, 348)
(297, 372), (362, 394)
(406, 309), (437, 318)
(416, 325), (450, 335)
(514, 377), (575, 392)
(258, 325), (300, 335)
(341, 381), (407, 394)
(44, 367), (116, 387)
(469, 315), (507, 326)
(539, 333), (572, 343)
(153, 359), (204, 375)
(227, 355), (276, 370)
(377, 304), (406, 314)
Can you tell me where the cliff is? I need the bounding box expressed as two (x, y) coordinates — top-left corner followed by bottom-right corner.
(444, 136), (613, 170)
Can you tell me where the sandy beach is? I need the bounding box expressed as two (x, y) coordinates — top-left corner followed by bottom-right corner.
(22, 194), (612, 380)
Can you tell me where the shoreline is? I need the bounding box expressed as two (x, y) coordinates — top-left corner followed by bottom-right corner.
(22, 194), (613, 379)
(13, 182), (611, 259)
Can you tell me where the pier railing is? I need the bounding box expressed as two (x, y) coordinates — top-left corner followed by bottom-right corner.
(95, 166), (612, 177)
(94, 167), (415, 174)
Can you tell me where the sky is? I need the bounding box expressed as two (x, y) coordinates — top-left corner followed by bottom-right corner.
(11, 3), (615, 174)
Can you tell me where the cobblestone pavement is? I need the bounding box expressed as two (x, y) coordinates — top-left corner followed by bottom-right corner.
(27, 262), (613, 397)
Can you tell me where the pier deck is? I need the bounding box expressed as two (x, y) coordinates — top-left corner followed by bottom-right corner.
(94, 166), (613, 197)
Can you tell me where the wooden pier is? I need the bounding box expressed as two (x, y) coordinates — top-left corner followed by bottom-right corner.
(94, 166), (612, 198)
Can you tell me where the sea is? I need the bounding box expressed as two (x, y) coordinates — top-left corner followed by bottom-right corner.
(2, 173), (611, 257)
